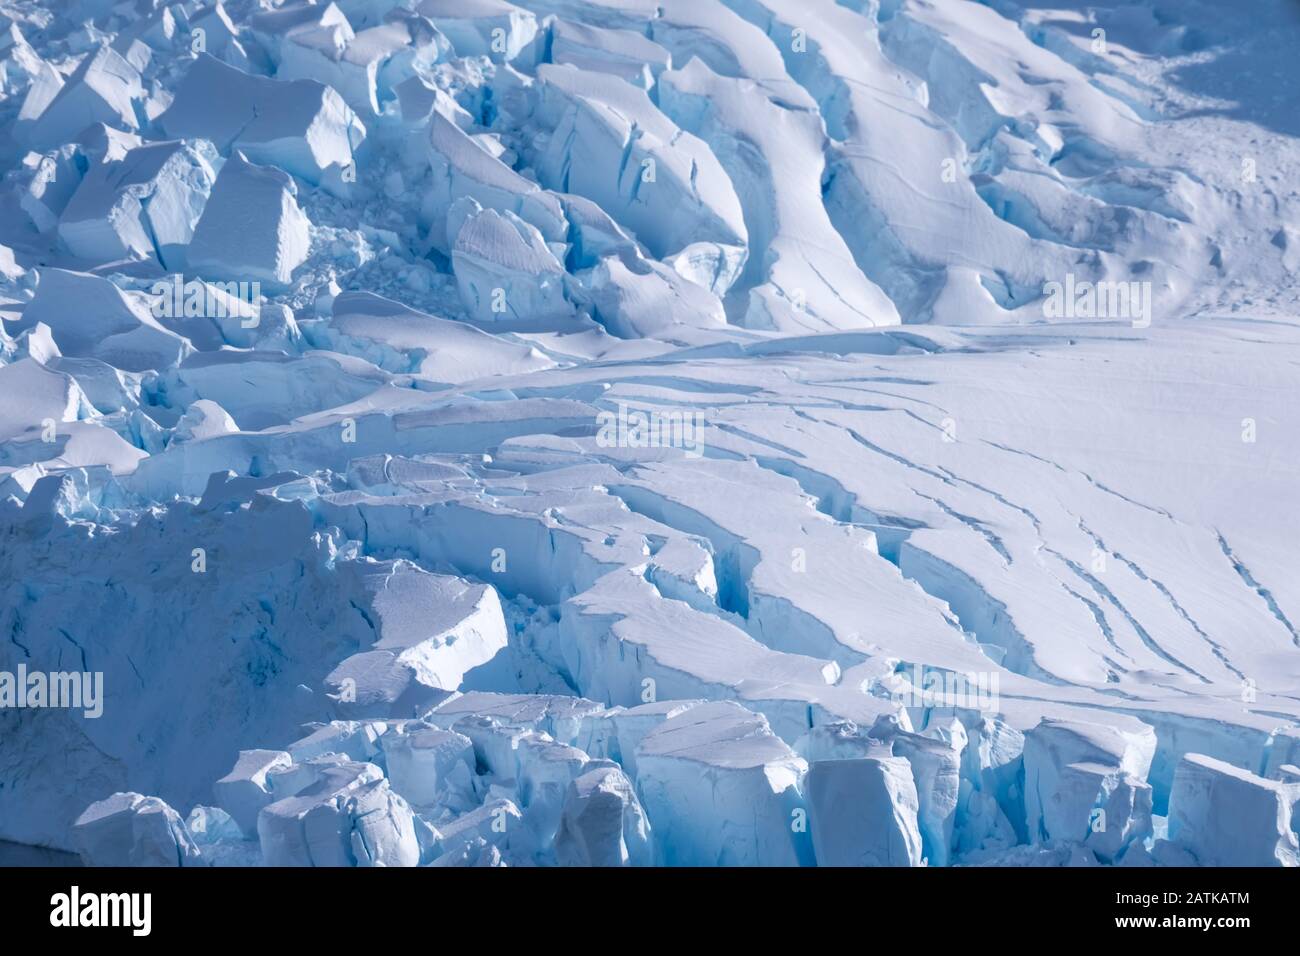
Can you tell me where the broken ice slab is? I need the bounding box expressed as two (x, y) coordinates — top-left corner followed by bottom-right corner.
(381, 724), (477, 810)
(423, 111), (568, 255)
(432, 796), (533, 865)
(427, 691), (608, 748)
(416, 0), (540, 64)
(584, 254), (726, 340)
(25, 45), (144, 150)
(1022, 717), (1156, 862)
(277, 16), (440, 118)
(13, 145), (88, 233)
(806, 757), (924, 866)
(57, 139), (218, 270)
(1167, 753), (1300, 866)
(324, 561), (509, 718)
(186, 151), (312, 289)
(18, 268), (192, 372)
(257, 758), (420, 867)
(554, 764), (652, 866)
(188, 2), (256, 73)
(451, 205), (575, 323)
(158, 54), (364, 190)
(169, 399), (239, 446)
(891, 721), (966, 867)
(286, 720), (385, 765)
(73, 792), (202, 867)
(634, 700), (814, 866)
(213, 749), (293, 839)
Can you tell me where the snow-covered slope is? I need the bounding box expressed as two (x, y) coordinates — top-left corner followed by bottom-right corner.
(2, 0), (1299, 867)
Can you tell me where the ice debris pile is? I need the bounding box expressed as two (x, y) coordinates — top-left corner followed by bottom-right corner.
(3, 0), (1300, 866)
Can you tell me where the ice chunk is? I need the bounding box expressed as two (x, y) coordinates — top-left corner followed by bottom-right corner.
(324, 562), (509, 716)
(515, 733), (590, 846)
(554, 764), (652, 866)
(325, 291), (554, 383)
(452, 205), (573, 323)
(429, 692), (608, 748)
(891, 722), (966, 867)
(19, 269), (192, 372)
(452, 715), (533, 782)
(73, 792), (202, 867)
(635, 701), (813, 866)
(1022, 718), (1156, 861)
(1264, 726), (1300, 780)
(72, 123), (142, 167)
(187, 152), (312, 289)
(417, 0), (539, 63)
(0, 357), (92, 443)
(278, 18), (438, 118)
(287, 720), (385, 764)
(169, 399), (239, 445)
(382, 725), (477, 810)
(584, 254), (725, 339)
(551, 20), (671, 90)
(533, 63), (747, 295)
(213, 749), (293, 838)
(185, 805), (245, 844)
(159, 54), (364, 190)
(953, 712), (1025, 856)
(806, 757), (924, 867)
(189, 2), (255, 72)
(248, 1), (354, 65)
(13, 145), (89, 234)
(423, 112), (567, 254)
(257, 759), (419, 866)
(1167, 753), (1299, 866)
(58, 139), (218, 269)
(795, 720), (888, 763)
(435, 796), (532, 863)
(26, 45), (144, 149)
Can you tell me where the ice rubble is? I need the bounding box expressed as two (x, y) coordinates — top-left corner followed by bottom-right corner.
(2, 0), (1300, 868)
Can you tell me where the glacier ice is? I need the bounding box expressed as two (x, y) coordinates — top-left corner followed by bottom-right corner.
(1, 0), (1299, 872)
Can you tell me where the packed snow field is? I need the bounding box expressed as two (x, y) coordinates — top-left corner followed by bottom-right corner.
(1, 0), (1299, 868)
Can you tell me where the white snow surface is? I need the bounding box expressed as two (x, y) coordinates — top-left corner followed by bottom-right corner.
(1, 0), (1299, 867)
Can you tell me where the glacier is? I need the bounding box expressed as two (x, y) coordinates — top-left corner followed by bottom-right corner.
(1, 0), (1300, 869)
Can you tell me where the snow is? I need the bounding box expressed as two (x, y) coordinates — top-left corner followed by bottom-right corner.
(2, 0), (1300, 869)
